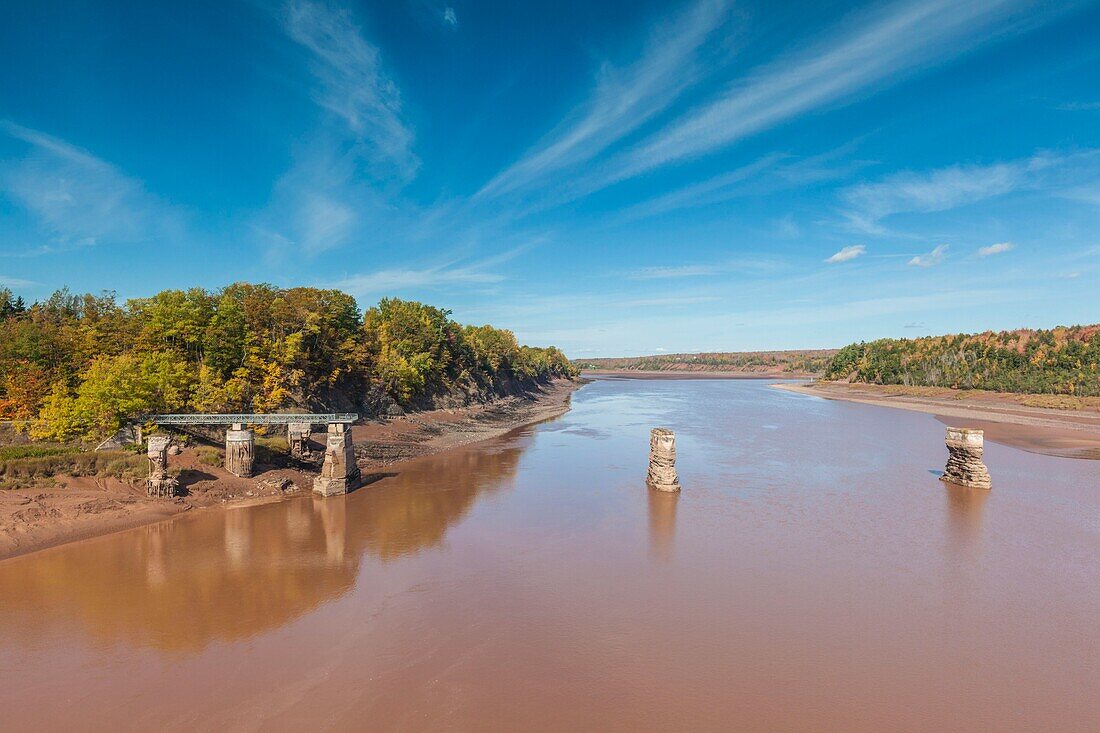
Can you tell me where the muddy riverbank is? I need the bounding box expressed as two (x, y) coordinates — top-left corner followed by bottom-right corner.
(583, 369), (817, 379)
(0, 379), (582, 561)
(776, 381), (1100, 459)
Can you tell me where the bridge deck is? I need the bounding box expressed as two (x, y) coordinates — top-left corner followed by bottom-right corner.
(146, 413), (357, 425)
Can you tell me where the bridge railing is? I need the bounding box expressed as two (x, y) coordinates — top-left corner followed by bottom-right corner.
(144, 413), (358, 426)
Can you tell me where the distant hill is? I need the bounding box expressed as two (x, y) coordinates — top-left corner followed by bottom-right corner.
(574, 350), (838, 376)
(824, 324), (1100, 395)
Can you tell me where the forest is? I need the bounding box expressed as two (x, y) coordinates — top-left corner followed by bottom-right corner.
(823, 324), (1100, 395)
(0, 285), (575, 442)
(575, 349), (837, 375)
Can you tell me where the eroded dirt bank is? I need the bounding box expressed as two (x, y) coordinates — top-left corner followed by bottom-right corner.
(776, 381), (1100, 459)
(0, 379), (583, 561)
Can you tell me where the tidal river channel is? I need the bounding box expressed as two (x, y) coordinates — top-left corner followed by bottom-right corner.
(1, 378), (1098, 731)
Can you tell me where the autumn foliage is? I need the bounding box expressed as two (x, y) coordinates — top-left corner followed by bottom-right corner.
(0, 285), (575, 441)
(823, 325), (1100, 395)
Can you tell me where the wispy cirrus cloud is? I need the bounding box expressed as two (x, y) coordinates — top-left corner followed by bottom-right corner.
(258, 0), (419, 259)
(476, 0), (731, 200)
(826, 245), (866, 263)
(331, 263), (503, 298)
(281, 0), (417, 179)
(601, 0), (1075, 186)
(978, 241), (1014, 257)
(0, 274), (37, 288)
(328, 241), (538, 300)
(908, 243), (948, 267)
(627, 264), (722, 280)
(835, 150), (1097, 234)
(0, 121), (184, 252)
(615, 146), (866, 224)
(626, 257), (782, 281)
(842, 160), (1030, 233)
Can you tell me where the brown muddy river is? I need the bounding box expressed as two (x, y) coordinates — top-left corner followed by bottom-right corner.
(1, 378), (1098, 731)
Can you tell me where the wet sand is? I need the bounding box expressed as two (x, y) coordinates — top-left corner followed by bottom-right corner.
(0, 379), (581, 561)
(776, 381), (1100, 459)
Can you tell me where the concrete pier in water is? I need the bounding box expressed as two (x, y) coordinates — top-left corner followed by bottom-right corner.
(225, 424), (255, 478)
(313, 423), (361, 497)
(647, 427), (681, 492)
(941, 427), (992, 490)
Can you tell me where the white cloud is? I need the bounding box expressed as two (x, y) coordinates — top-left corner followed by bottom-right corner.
(826, 244), (866, 263)
(839, 150), (1100, 233)
(0, 275), (37, 288)
(442, 7), (457, 27)
(908, 243), (948, 267)
(977, 241), (1014, 256)
(331, 264), (503, 298)
(476, 0), (730, 199)
(607, 0), (1070, 183)
(258, 1), (419, 259)
(627, 265), (721, 280)
(0, 121), (184, 250)
(281, 0), (417, 180)
(842, 160), (1030, 232)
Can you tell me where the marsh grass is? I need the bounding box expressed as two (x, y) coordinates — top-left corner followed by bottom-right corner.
(0, 449), (147, 489)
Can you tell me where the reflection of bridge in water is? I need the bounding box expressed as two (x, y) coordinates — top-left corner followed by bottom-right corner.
(0, 431), (531, 652)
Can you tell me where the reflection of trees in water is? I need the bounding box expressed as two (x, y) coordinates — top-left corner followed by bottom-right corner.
(353, 441), (524, 561)
(0, 437), (527, 652)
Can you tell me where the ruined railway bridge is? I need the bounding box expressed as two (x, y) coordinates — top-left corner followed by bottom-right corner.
(142, 412), (361, 498)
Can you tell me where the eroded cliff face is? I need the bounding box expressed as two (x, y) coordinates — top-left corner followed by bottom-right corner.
(941, 427), (992, 490)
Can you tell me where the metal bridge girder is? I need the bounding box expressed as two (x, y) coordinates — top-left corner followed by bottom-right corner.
(144, 413), (358, 426)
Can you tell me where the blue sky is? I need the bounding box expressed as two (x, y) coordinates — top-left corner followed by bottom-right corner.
(1, 0), (1099, 357)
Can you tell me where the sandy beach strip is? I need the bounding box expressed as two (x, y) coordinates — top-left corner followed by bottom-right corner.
(775, 381), (1100, 459)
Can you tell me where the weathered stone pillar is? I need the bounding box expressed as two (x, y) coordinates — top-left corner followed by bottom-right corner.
(941, 427), (992, 490)
(146, 435), (179, 497)
(225, 423), (255, 478)
(287, 422), (312, 460)
(313, 423), (360, 497)
(647, 427), (681, 492)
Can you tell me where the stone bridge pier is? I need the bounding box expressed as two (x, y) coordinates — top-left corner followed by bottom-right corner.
(313, 423), (361, 497)
(146, 435), (180, 497)
(225, 424), (255, 478)
(287, 422), (313, 460)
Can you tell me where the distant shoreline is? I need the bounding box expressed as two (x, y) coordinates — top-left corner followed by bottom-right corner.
(583, 370), (816, 380)
(775, 382), (1100, 460)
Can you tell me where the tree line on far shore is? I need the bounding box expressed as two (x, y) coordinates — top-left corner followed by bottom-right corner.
(823, 324), (1100, 395)
(0, 285), (575, 442)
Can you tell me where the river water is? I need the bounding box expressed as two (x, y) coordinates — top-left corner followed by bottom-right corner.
(1, 378), (1098, 731)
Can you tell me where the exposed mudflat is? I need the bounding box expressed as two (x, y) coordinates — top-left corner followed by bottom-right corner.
(776, 381), (1100, 459)
(0, 379), (581, 561)
(583, 369), (816, 379)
